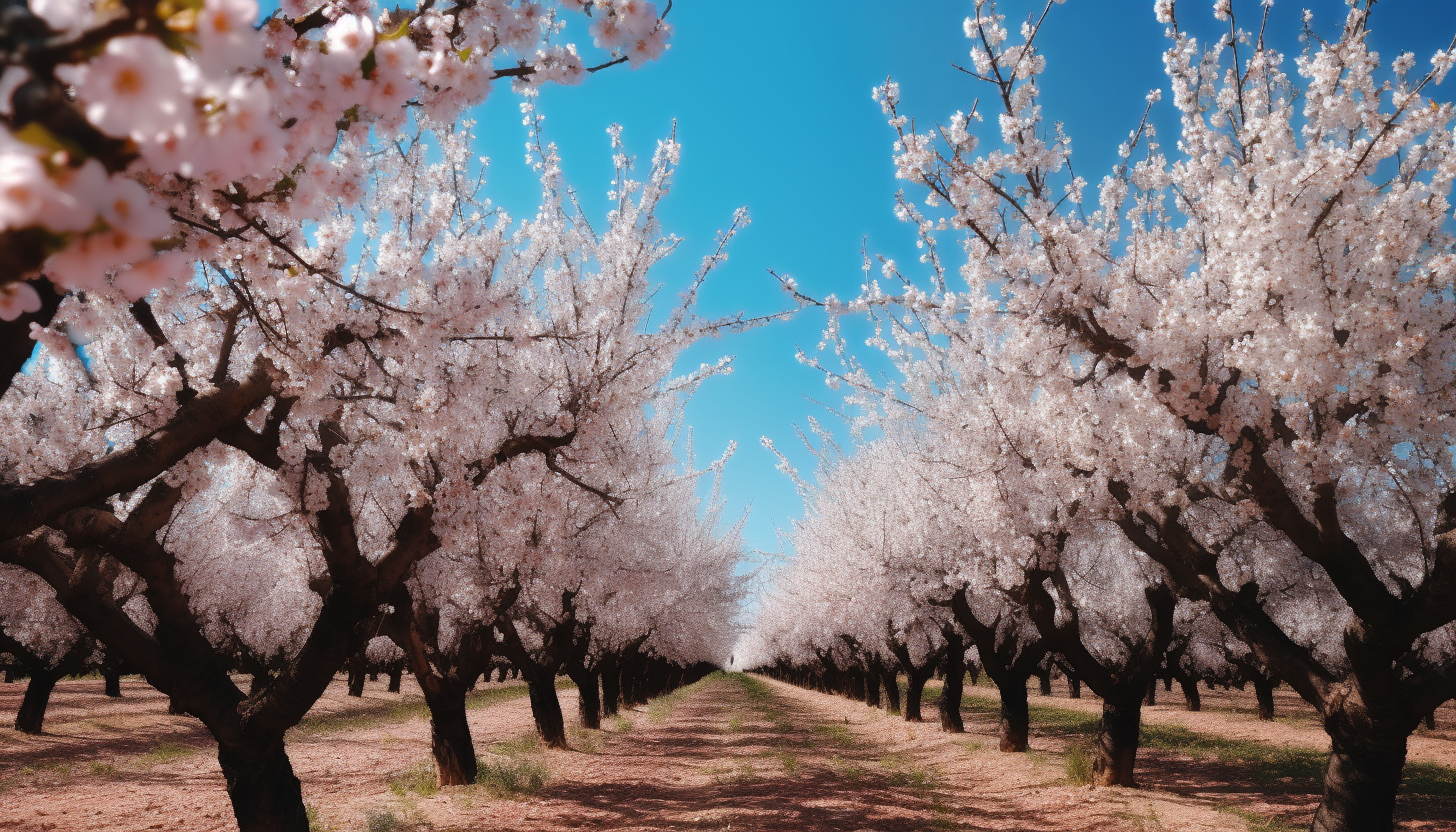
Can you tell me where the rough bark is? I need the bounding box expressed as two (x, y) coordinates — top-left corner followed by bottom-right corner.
(996, 677), (1031, 752)
(865, 666), (882, 708)
(1179, 676), (1202, 711)
(1309, 730), (1408, 832)
(527, 671), (568, 749)
(421, 680), (476, 786)
(937, 629), (965, 733)
(1144, 677), (1157, 706)
(14, 668), (61, 734)
(217, 741), (309, 832)
(879, 665), (901, 715)
(567, 664), (602, 730)
(904, 671), (929, 722)
(103, 669), (121, 698)
(1253, 676), (1275, 721)
(387, 667), (403, 693)
(600, 654), (621, 717)
(1093, 697), (1143, 787)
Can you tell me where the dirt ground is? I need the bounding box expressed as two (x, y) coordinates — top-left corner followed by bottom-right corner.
(0, 673), (1452, 831)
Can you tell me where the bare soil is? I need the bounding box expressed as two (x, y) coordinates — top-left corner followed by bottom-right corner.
(0, 673), (1452, 831)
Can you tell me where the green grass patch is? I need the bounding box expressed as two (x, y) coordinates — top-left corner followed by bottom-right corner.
(879, 756), (936, 791)
(136, 742), (194, 767)
(811, 721), (855, 749)
(1063, 743), (1094, 786)
(1215, 805), (1303, 832)
(87, 761), (118, 777)
(488, 733), (542, 758)
(292, 682), (529, 736)
(727, 714), (743, 732)
(611, 714), (632, 732)
(361, 807), (430, 832)
(474, 756), (549, 798)
(386, 761), (439, 798)
(777, 752), (799, 776)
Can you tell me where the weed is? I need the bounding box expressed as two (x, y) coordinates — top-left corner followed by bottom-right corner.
(363, 808), (415, 832)
(778, 753), (799, 776)
(1215, 805), (1303, 832)
(1123, 807), (1167, 831)
(960, 739), (986, 754)
(474, 757), (549, 798)
(568, 726), (603, 754)
(1063, 744), (1094, 786)
(386, 762), (439, 798)
(726, 715), (743, 732)
(487, 734), (541, 758)
(305, 805), (336, 832)
(829, 755), (866, 780)
(611, 714), (632, 732)
(137, 742), (193, 767)
(18, 760), (72, 785)
(880, 758), (936, 790)
(87, 761), (118, 777)
(812, 722), (855, 749)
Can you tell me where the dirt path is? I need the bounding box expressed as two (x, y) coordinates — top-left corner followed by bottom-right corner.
(2, 673), (1453, 831)
(1004, 679), (1456, 768)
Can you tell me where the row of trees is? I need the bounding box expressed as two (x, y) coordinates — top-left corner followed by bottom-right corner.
(0, 3), (753, 828)
(744, 3), (1456, 832)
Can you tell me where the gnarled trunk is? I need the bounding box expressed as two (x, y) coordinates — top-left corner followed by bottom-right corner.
(421, 680), (476, 786)
(14, 668), (61, 734)
(996, 676), (1031, 752)
(1067, 674), (1081, 699)
(568, 666), (601, 730)
(1144, 677), (1156, 706)
(904, 671), (929, 722)
(1092, 698), (1142, 787)
(865, 667), (882, 708)
(387, 667), (403, 693)
(1253, 676), (1275, 721)
(937, 632), (965, 733)
(217, 741), (309, 832)
(103, 669), (121, 698)
(1178, 676), (1202, 711)
(1037, 667), (1052, 696)
(879, 666), (901, 714)
(600, 655), (621, 717)
(1310, 728), (1407, 832)
(527, 672), (568, 749)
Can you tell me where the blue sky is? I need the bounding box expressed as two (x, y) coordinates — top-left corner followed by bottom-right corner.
(248, 1), (1456, 584)
(465, 1), (1456, 581)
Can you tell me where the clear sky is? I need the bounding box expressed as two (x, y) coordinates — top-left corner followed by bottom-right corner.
(462, 0), (1456, 585)
(261, 1), (1456, 586)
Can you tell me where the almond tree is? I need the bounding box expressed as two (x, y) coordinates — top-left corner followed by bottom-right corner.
(0, 115), (740, 831)
(844, 2), (1456, 827)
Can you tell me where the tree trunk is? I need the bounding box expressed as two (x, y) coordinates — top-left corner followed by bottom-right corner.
(14, 668), (61, 734)
(879, 666), (901, 715)
(527, 673), (568, 749)
(422, 681), (476, 786)
(3, 668), (12, 683)
(1037, 668), (1052, 696)
(938, 637), (965, 733)
(1309, 730), (1408, 832)
(1426, 710), (1437, 731)
(570, 667), (602, 730)
(1092, 698), (1142, 787)
(387, 667), (403, 693)
(904, 672), (928, 722)
(996, 676), (1031, 752)
(865, 668), (882, 708)
(1179, 677), (1202, 712)
(1253, 677), (1275, 721)
(347, 664), (365, 698)
(217, 741), (309, 832)
(1068, 675), (1081, 699)
(103, 669), (121, 698)
(601, 658), (621, 717)
(1144, 677), (1157, 706)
